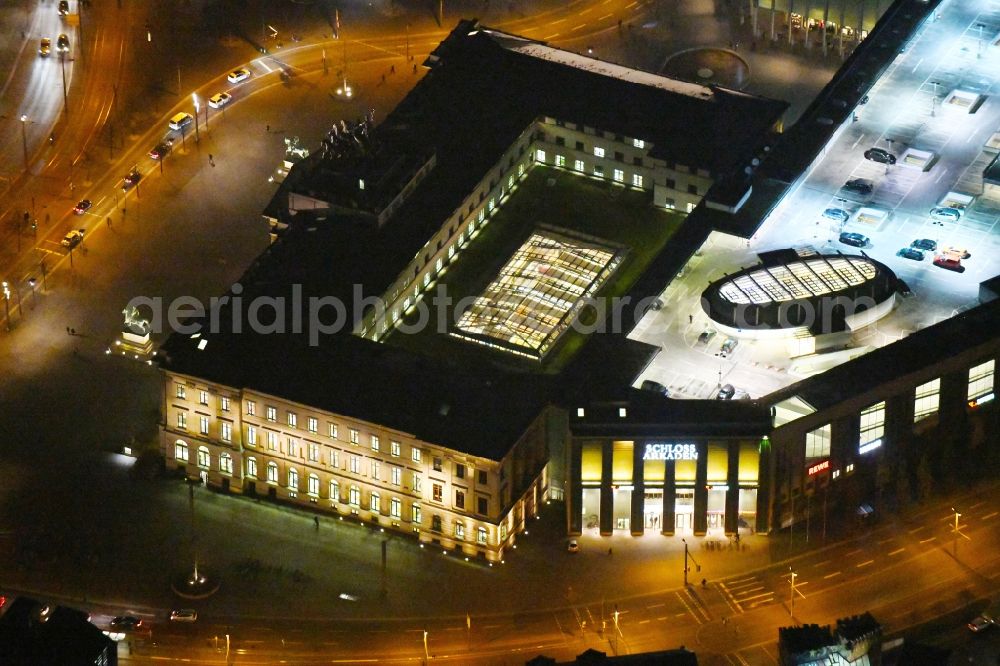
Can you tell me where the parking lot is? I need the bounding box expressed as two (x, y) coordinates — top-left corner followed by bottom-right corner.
(631, 0), (1000, 400)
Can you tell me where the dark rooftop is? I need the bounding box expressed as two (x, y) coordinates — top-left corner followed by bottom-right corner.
(0, 597), (115, 666)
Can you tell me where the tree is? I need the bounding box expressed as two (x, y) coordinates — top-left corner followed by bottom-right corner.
(917, 455), (934, 502)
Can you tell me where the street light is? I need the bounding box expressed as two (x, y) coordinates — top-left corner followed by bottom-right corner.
(2, 281), (10, 331)
(19, 114), (29, 170)
(789, 567), (798, 617)
(680, 538), (700, 586)
(192, 94), (201, 143)
(952, 507), (961, 534)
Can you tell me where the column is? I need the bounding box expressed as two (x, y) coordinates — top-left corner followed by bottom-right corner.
(569, 439), (583, 536)
(661, 460), (676, 536)
(693, 442), (708, 536)
(631, 441), (645, 536)
(725, 441), (740, 535)
(599, 440), (613, 536)
(757, 436), (772, 534)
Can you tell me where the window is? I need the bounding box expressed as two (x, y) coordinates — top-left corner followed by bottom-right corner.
(390, 497), (401, 519)
(176, 412), (187, 430)
(330, 449), (340, 467)
(199, 390), (208, 405)
(593, 146), (605, 158)
(687, 184), (698, 195)
(535, 148), (546, 162)
(307, 417), (318, 433)
(575, 140), (584, 151)
(288, 468), (299, 489)
(412, 473), (422, 493)
(477, 470), (488, 485)
(350, 455), (361, 474)
(220, 452), (233, 474)
(593, 165), (604, 177)
(859, 402), (885, 449)
(433, 457), (442, 472)
(477, 527), (488, 544)
(371, 434), (380, 452)
(349, 428), (359, 444)
(328, 422), (338, 438)
(246, 400), (256, 415)
(307, 442), (320, 462)
(308, 474), (319, 497)
(330, 480), (340, 502)
(370, 492), (381, 513)
(613, 168), (624, 183)
(175, 384), (187, 399)
(555, 155), (566, 167)
(391, 440), (401, 457)
(455, 464), (466, 479)
(412, 504), (422, 524)
(287, 412), (297, 428)
(349, 485), (361, 506)
(432, 514), (442, 532)
(246, 456), (257, 477)
(246, 425), (257, 446)
(455, 522), (465, 540)
(665, 178), (676, 189)
(433, 483), (443, 502)
(846, 463), (855, 473)
(412, 447), (422, 463)
(174, 440), (189, 462)
(477, 497), (488, 515)
(633, 138), (645, 148)
(555, 135), (565, 146)
(267, 431), (278, 451)
(265, 406), (277, 422)
(914, 378), (940, 423)
(391, 466), (401, 486)
(221, 422), (232, 442)
(968, 359), (995, 401)
(220, 397), (230, 412)
(455, 490), (465, 509)
(372, 460), (380, 481)
(574, 159), (584, 172)
(632, 174), (644, 188)
(199, 415), (209, 435)
(500, 523), (507, 541)
(805, 424), (831, 459)
(287, 438), (298, 458)
(267, 462), (278, 484)
(633, 156), (643, 166)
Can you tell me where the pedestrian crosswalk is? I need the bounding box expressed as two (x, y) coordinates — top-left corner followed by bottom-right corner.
(718, 573), (776, 613)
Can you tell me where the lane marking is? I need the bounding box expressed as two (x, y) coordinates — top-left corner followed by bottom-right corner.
(657, 616), (668, 621)
(845, 549), (862, 556)
(876, 538), (893, 545)
(851, 133), (866, 149)
(970, 501), (985, 509)
(738, 592), (775, 602)
(647, 603), (665, 609)
(983, 511), (998, 520)
(856, 560), (875, 568)
(888, 548), (905, 556)
(551, 18), (567, 24)
(543, 33), (561, 39)
(911, 58), (924, 73)
(919, 536), (937, 544)
(812, 560), (831, 567)
(638, 619), (650, 625)
(626, 0), (638, 7)
(598, 13), (613, 20)
(908, 526), (926, 534)
(824, 571), (843, 579)
(572, 23), (587, 31)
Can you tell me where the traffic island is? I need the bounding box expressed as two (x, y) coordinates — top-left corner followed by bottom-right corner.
(171, 567), (221, 600)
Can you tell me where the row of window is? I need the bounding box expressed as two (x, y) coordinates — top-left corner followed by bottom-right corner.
(173, 385), (232, 412)
(534, 149), (645, 188)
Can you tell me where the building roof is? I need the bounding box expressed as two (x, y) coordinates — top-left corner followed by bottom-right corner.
(0, 597), (113, 666)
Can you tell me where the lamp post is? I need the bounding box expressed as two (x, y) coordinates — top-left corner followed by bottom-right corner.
(789, 567), (797, 617)
(952, 507), (961, 534)
(422, 630), (429, 662)
(681, 538), (701, 586)
(192, 94), (200, 143)
(19, 115), (29, 170)
(2, 281), (10, 331)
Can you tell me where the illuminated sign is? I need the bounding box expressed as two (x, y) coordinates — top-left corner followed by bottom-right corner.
(969, 393), (994, 408)
(858, 438), (882, 455)
(807, 460), (830, 476)
(643, 443), (699, 461)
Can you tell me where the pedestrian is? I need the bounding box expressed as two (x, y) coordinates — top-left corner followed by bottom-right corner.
(381, 73), (386, 83)
(701, 578), (707, 588)
(70, 328), (76, 335)
(209, 154), (215, 167)
(608, 547), (613, 556)
(66, 326), (70, 335)
(314, 516), (320, 530)
(413, 63), (417, 74)
(266, 124), (270, 133)
(689, 314), (693, 324)
(106, 216), (111, 228)
(390, 64), (395, 74)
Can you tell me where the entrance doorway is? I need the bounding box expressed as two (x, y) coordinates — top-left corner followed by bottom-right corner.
(675, 490), (694, 534)
(644, 491), (663, 530)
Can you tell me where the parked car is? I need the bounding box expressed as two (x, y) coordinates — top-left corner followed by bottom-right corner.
(148, 141), (172, 160)
(110, 615), (143, 631)
(843, 179), (873, 195)
(697, 329), (716, 346)
(227, 68), (251, 84)
(863, 147), (896, 165)
(61, 229), (84, 248)
(896, 247), (924, 261)
(839, 232), (869, 248)
(169, 609), (197, 623)
(968, 614), (995, 633)
(168, 112), (193, 131)
(640, 379), (669, 396)
(720, 337), (738, 355)
(567, 539), (580, 553)
(39, 38), (52, 57)
(73, 199), (92, 215)
(822, 207), (850, 223)
(208, 92), (232, 109)
(942, 246), (970, 259)
(716, 384), (736, 400)
(58, 0), (69, 16)
(933, 255), (964, 272)
(911, 238), (937, 251)
(122, 169), (142, 191)
(57, 33), (70, 52)
(929, 206), (962, 222)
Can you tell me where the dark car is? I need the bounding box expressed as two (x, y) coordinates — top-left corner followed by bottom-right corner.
(148, 141), (172, 160)
(822, 207), (850, 223)
(864, 148), (896, 165)
(933, 256), (964, 272)
(122, 169), (142, 191)
(697, 329), (716, 346)
(73, 199), (92, 215)
(839, 232), (869, 248)
(58, 0), (69, 16)
(843, 178), (874, 195)
(897, 247), (924, 261)
(110, 615), (143, 631)
(640, 379), (669, 396)
(716, 384), (736, 400)
(56, 33), (69, 52)
(911, 238), (937, 251)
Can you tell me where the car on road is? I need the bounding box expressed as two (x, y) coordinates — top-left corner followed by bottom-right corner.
(843, 178), (873, 195)
(697, 329), (716, 346)
(110, 615), (143, 631)
(58, 0), (69, 16)
(640, 379), (669, 396)
(61, 229), (84, 248)
(896, 279), (913, 297)
(73, 199), (92, 215)
(896, 247), (924, 261)
(39, 38), (52, 57)
(911, 238), (937, 251)
(227, 68), (251, 84)
(122, 169), (142, 191)
(567, 539), (579, 553)
(929, 206), (962, 222)
(942, 246), (970, 259)
(720, 337), (738, 355)
(863, 147), (896, 165)
(168, 112), (193, 131)
(839, 232), (869, 248)
(57, 33), (70, 52)
(968, 614), (994, 633)
(208, 92), (232, 109)
(822, 207), (850, 223)
(169, 609), (197, 623)
(933, 255), (964, 272)
(716, 384), (736, 400)
(148, 141), (172, 160)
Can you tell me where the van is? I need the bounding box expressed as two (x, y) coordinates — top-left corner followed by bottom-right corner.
(169, 112), (193, 131)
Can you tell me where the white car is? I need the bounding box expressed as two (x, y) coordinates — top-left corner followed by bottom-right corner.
(169, 609), (197, 623)
(227, 68), (251, 84)
(61, 229), (84, 248)
(567, 539), (579, 553)
(208, 92), (231, 109)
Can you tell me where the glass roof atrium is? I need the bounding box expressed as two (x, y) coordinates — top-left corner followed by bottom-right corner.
(718, 256), (879, 305)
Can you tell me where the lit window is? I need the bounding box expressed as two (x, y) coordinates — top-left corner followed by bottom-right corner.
(593, 146), (605, 158)
(500, 523), (507, 541)
(391, 466), (402, 485)
(805, 424), (831, 459)
(456, 490), (465, 509)
(371, 435), (380, 452)
(330, 449), (340, 467)
(433, 483), (443, 502)
(349, 486), (360, 506)
(371, 492), (381, 513)
(633, 138), (645, 149)
(576, 407), (585, 417)
(859, 402), (885, 449)
(287, 468), (299, 489)
(265, 406), (276, 422)
(432, 515), (442, 532)
(350, 429), (359, 444)
(199, 390), (208, 405)
(308, 474), (319, 497)
(176, 412), (187, 430)
(412, 503), (422, 524)
(968, 359), (995, 401)
(220, 452), (233, 475)
(518, 163), (525, 176)
(632, 174), (643, 188)
(556, 155), (566, 167)
(174, 440), (189, 462)
(593, 165), (604, 177)
(330, 480), (340, 502)
(412, 447), (422, 463)
(350, 455), (361, 474)
(307, 417), (318, 433)
(246, 456), (257, 477)
(287, 438), (298, 458)
(287, 412), (297, 428)
(914, 378), (940, 423)
(390, 497), (401, 519)
(372, 460), (380, 481)
(328, 422), (338, 438)
(574, 159), (584, 172)
(267, 462), (278, 484)
(388, 440), (400, 457)
(535, 149), (546, 162)
(846, 463), (855, 473)
(455, 522), (465, 540)
(618, 407), (627, 418)
(221, 422), (232, 442)
(175, 384), (187, 399)
(477, 526), (488, 544)
(488, 198), (496, 212)
(613, 168), (624, 183)
(245, 400), (256, 415)
(246, 425), (257, 446)
(220, 397), (230, 412)
(267, 431), (278, 450)
(308, 443), (319, 462)
(412, 473), (422, 493)
(358, 178), (365, 190)
(199, 415), (209, 435)
(832, 468), (840, 479)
